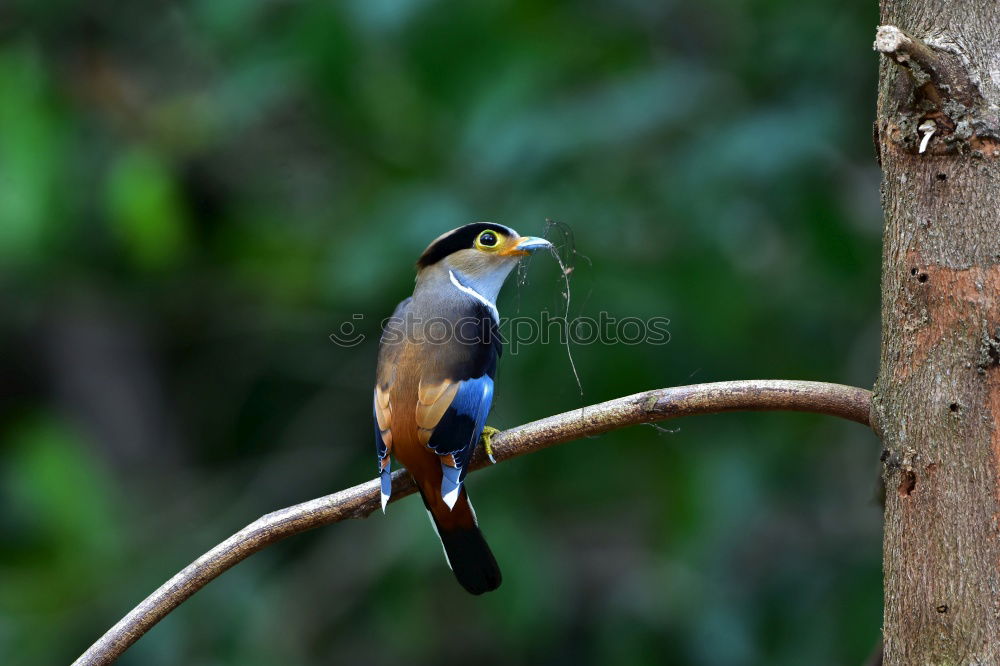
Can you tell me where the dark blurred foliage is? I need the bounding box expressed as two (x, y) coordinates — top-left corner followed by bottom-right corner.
(0, 0), (884, 664)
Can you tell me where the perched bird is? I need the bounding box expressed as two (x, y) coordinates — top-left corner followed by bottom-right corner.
(374, 222), (551, 594)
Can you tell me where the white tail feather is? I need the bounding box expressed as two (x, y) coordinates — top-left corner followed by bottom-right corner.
(442, 485), (460, 510)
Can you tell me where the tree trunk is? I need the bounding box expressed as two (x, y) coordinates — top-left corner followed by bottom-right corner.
(873, 0), (1000, 663)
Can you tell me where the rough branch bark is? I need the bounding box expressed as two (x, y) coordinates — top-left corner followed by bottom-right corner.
(872, 17), (999, 158)
(873, 25), (982, 110)
(873, 2), (1000, 663)
(74, 379), (871, 666)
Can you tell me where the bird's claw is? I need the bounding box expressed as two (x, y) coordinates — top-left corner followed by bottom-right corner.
(480, 426), (500, 464)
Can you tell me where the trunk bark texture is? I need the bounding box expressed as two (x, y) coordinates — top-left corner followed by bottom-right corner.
(873, 0), (1000, 664)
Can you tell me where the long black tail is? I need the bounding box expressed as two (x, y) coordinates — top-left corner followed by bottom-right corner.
(421, 488), (502, 595)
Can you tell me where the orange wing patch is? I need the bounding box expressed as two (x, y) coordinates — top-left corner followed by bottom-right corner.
(374, 385), (393, 466)
(416, 379), (459, 447)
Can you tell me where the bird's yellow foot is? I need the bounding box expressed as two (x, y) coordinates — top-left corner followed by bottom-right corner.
(480, 426), (501, 464)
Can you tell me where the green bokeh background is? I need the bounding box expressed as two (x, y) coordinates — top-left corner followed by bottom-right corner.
(0, 1), (884, 664)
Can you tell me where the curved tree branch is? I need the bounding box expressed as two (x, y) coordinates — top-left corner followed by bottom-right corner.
(74, 379), (872, 666)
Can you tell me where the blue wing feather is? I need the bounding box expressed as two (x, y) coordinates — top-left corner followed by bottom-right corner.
(429, 376), (494, 476)
(373, 408), (392, 510)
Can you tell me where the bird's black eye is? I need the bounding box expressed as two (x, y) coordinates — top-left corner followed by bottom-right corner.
(477, 231), (498, 248)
